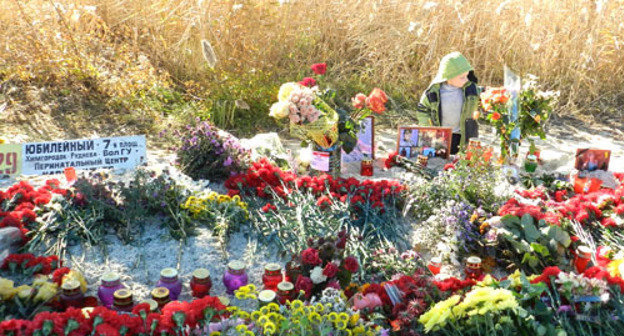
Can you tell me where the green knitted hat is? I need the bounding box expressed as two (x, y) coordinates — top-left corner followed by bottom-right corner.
(431, 52), (473, 85)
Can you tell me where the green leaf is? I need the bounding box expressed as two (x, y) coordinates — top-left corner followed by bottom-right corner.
(530, 242), (550, 257)
(522, 253), (538, 268)
(547, 226), (571, 247)
(521, 214), (540, 242)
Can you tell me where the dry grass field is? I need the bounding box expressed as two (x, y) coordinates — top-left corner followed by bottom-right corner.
(1, 0), (623, 138)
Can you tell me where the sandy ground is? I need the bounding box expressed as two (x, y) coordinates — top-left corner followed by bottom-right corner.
(1, 121), (623, 302)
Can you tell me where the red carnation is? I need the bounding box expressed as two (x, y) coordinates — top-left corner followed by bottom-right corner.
(323, 262), (339, 278)
(443, 163), (455, 171)
(94, 323), (120, 336)
(298, 77), (317, 87)
(615, 204), (624, 215)
(301, 248), (321, 266)
(295, 275), (314, 299)
(132, 303), (151, 317)
(343, 256), (359, 273)
(52, 267), (71, 286)
(310, 63), (327, 75)
(384, 152), (398, 169)
(530, 266), (562, 286)
(316, 195), (332, 208)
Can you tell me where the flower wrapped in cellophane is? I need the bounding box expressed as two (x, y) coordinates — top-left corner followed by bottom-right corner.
(269, 82), (338, 148)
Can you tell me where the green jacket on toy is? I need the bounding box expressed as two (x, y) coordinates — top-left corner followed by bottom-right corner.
(416, 52), (480, 149)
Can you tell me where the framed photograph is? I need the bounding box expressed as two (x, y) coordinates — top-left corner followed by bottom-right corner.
(396, 126), (452, 159)
(341, 116), (375, 164)
(575, 148), (611, 172)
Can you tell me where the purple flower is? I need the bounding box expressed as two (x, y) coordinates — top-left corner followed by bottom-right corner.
(223, 157), (233, 167)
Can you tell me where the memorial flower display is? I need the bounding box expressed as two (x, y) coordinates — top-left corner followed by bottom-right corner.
(1, 66), (624, 336)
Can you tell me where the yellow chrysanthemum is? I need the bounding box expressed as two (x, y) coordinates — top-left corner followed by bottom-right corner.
(244, 331), (254, 336)
(308, 312), (322, 324)
(314, 303), (325, 313)
(335, 320), (348, 330)
(608, 259), (624, 277)
(251, 311), (262, 321)
(227, 306), (239, 313)
(235, 291), (247, 300)
(246, 284), (257, 292)
(258, 315), (269, 326)
(237, 311), (250, 320)
(236, 324), (249, 333)
(327, 312), (338, 323)
(349, 313), (360, 326)
(419, 295), (462, 332)
(259, 306), (270, 316)
(209, 332), (221, 336)
(290, 300), (304, 310)
(266, 303), (279, 312)
(263, 321), (276, 335)
(352, 326), (366, 336)
(338, 312), (349, 323)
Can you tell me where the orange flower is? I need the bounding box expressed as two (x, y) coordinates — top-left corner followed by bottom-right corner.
(366, 95), (386, 114)
(534, 115), (541, 123)
(491, 112), (501, 120)
(369, 88), (388, 103)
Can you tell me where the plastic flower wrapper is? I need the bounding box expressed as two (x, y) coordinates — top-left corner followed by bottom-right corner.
(0, 277), (17, 300)
(33, 281), (58, 302)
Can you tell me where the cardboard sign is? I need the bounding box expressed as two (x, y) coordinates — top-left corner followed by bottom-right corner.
(342, 116), (375, 164)
(0, 144), (22, 175)
(21, 135), (146, 175)
(311, 151), (330, 172)
(396, 126), (452, 159)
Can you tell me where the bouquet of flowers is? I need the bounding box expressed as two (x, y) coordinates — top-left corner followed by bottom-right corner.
(480, 75), (559, 161)
(285, 232), (360, 299)
(269, 81), (339, 149)
(339, 88), (389, 153)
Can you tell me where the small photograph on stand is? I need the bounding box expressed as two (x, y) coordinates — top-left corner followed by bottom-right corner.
(397, 126), (452, 159)
(575, 148), (611, 172)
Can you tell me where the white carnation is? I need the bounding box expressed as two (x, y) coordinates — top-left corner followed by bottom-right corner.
(310, 266), (328, 284)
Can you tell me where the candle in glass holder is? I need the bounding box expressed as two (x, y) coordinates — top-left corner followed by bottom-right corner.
(139, 299), (159, 312)
(525, 155), (538, 173)
(113, 289), (134, 312)
(190, 268), (212, 298)
(574, 246), (592, 273)
(156, 268), (182, 301)
(464, 256), (483, 281)
(151, 287), (170, 309)
(223, 260), (248, 295)
(360, 156), (374, 176)
(276, 281), (295, 305)
(258, 290), (277, 307)
(427, 257), (442, 275)
(262, 263), (283, 291)
(98, 272), (125, 308)
(61, 279), (84, 309)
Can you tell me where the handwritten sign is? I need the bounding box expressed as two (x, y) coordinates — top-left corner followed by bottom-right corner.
(0, 144), (22, 175)
(21, 135), (146, 175)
